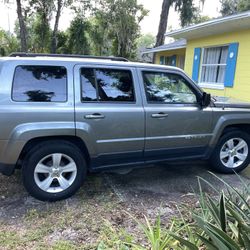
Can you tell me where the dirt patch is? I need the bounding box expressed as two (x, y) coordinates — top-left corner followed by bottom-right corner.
(1, 161), (250, 249)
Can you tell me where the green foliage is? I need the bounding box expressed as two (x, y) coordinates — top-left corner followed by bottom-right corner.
(98, 173), (250, 250)
(67, 15), (91, 55)
(128, 214), (179, 250)
(173, 0), (210, 27)
(32, 13), (52, 53)
(56, 31), (70, 54)
(173, 0), (199, 27)
(93, 0), (148, 59)
(0, 29), (19, 56)
(97, 220), (133, 250)
(88, 15), (112, 56)
(1, 0), (147, 58)
(220, 0), (250, 16)
(171, 173), (250, 249)
(137, 34), (155, 50)
(191, 14), (211, 25)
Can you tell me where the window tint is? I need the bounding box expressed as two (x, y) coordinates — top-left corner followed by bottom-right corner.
(12, 66), (67, 102)
(143, 71), (197, 103)
(81, 68), (135, 102)
(81, 68), (97, 101)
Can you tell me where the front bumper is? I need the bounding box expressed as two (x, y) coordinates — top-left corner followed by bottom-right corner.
(0, 163), (15, 176)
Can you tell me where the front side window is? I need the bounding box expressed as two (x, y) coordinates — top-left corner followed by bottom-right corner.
(12, 65), (67, 102)
(200, 46), (228, 86)
(143, 71), (197, 103)
(81, 68), (135, 102)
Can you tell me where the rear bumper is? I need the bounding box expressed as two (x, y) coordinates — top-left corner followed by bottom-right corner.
(0, 163), (15, 176)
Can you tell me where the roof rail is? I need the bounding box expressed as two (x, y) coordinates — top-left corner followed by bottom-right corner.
(9, 52), (129, 62)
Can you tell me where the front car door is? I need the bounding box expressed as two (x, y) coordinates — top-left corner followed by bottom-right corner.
(74, 64), (145, 169)
(138, 68), (213, 161)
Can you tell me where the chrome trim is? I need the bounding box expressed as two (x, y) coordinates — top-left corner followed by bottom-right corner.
(97, 134), (213, 144)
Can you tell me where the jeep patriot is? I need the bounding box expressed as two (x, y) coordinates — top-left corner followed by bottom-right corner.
(0, 53), (250, 201)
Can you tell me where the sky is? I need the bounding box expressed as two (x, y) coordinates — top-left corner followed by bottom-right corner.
(138, 0), (221, 35)
(0, 0), (221, 35)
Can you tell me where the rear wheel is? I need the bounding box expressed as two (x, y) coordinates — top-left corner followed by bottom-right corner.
(22, 141), (87, 201)
(210, 130), (250, 173)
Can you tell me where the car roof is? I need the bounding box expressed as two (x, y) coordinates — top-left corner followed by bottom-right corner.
(0, 56), (182, 72)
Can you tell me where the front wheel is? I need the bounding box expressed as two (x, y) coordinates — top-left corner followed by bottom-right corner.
(22, 141), (87, 201)
(210, 130), (250, 174)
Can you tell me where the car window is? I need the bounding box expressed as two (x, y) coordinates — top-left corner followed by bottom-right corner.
(12, 65), (67, 102)
(81, 68), (135, 102)
(142, 71), (197, 103)
(81, 68), (97, 102)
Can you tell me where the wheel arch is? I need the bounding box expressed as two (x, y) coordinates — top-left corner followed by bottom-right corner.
(17, 136), (91, 168)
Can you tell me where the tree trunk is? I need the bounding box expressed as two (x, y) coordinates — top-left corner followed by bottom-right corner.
(16, 0), (27, 52)
(155, 0), (171, 47)
(51, 0), (63, 53)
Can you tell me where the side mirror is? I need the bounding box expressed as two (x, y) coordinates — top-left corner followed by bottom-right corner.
(201, 92), (211, 108)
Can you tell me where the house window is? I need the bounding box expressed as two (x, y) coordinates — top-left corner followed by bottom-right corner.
(200, 46), (228, 88)
(160, 55), (176, 67)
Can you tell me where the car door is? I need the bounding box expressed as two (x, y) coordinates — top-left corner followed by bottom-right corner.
(74, 64), (145, 168)
(138, 68), (213, 161)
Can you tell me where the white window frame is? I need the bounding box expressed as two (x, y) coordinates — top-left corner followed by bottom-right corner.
(198, 45), (229, 90)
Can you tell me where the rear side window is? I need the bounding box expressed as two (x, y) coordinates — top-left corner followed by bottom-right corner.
(12, 65), (67, 102)
(81, 68), (135, 102)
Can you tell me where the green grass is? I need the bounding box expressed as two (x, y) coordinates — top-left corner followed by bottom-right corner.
(0, 230), (22, 249)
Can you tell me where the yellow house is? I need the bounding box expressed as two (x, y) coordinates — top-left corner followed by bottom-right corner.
(143, 11), (250, 101)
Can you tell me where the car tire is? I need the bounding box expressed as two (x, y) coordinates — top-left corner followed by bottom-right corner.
(22, 140), (87, 201)
(210, 130), (250, 174)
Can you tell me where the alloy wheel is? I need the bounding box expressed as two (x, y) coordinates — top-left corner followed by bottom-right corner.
(220, 138), (248, 169)
(34, 153), (77, 193)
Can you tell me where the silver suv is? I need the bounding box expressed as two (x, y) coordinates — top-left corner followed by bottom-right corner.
(0, 53), (250, 201)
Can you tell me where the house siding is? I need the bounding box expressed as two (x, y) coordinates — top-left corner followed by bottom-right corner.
(185, 29), (250, 101)
(155, 48), (186, 68)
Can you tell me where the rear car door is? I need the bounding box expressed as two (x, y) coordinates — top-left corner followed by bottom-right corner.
(74, 64), (145, 168)
(138, 68), (213, 161)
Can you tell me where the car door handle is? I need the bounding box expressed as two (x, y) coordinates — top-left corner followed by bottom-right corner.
(151, 113), (169, 118)
(84, 113), (105, 119)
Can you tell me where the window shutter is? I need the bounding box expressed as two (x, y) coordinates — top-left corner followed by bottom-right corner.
(160, 56), (165, 65)
(171, 55), (177, 66)
(192, 47), (201, 82)
(224, 43), (239, 87)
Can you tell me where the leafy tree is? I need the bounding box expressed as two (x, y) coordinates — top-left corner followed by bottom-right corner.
(32, 13), (52, 52)
(0, 29), (19, 56)
(155, 0), (205, 47)
(51, 0), (73, 53)
(192, 14), (211, 24)
(94, 0), (148, 59)
(238, 0), (250, 11)
(136, 33), (155, 61)
(220, 0), (250, 16)
(56, 31), (70, 54)
(88, 15), (112, 56)
(26, 0), (54, 52)
(67, 15), (91, 54)
(137, 33), (155, 49)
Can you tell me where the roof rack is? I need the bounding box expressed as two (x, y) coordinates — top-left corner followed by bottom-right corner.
(9, 52), (129, 62)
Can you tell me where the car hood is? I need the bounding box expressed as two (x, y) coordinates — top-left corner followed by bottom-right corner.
(212, 96), (250, 109)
